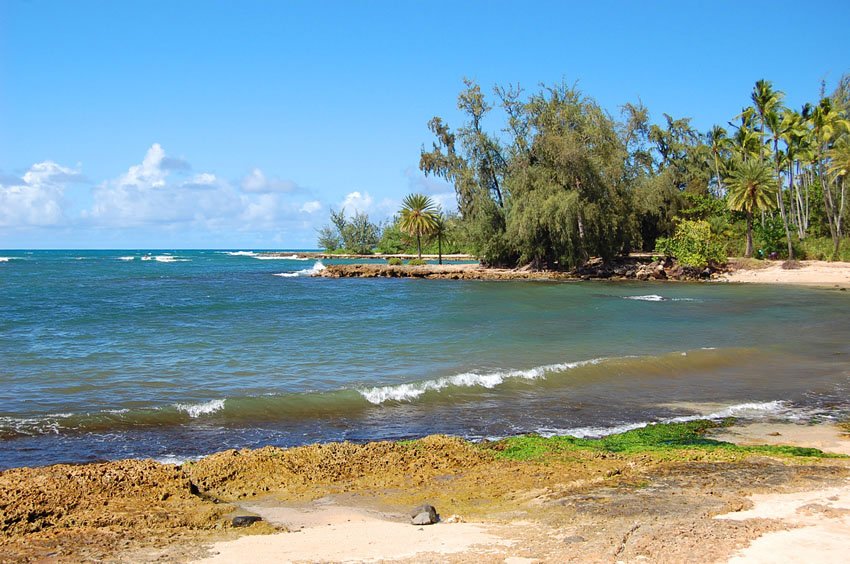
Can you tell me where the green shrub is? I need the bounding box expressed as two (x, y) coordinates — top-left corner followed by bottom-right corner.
(387, 257), (403, 265)
(408, 258), (427, 266)
(754, 215), (786, 258)
(655, 219), (727, 268)
(798, 237), (850, 261)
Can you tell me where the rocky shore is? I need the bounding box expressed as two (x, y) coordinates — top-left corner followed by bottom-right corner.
(2, 421), (848, 562)
(317, 257), (725, 281)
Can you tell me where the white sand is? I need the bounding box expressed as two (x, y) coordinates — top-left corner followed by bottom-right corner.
(715, 423), (850, 563)
(717, 481), (850, 563)
(720, 260), (850, 289)
(193, 501), (515, 563)
(711, 422), (850, 456)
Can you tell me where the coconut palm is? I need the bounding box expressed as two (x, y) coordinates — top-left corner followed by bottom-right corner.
(707, 125), (729, 196)
(432, 213), (448, 265)
(399, 194), (439, 259)
(726, 159), (778, 257)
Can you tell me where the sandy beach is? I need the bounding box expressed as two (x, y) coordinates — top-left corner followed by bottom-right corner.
(720, 260), (850, 289)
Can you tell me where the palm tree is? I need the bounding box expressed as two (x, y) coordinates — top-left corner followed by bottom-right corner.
(751, 79), (784, 151)
(432, 213), (448, 265)
(399, 194), (439, 259)
(707, 125), (729, 196)
(726, 159), (778, 257)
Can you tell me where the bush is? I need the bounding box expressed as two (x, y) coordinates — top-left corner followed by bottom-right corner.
(655, 219), (727, 268)
(754, 215), (786, 258)
(387, 257), (403, 265)
(408, 258), (427, 266)
(798, 237), (850, 261)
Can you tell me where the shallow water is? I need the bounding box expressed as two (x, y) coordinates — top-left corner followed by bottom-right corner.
(1, 250), (849, 468)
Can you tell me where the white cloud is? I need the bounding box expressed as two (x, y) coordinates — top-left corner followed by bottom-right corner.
(241, 168), (298, 193)
(0, 161), (79, 227)
(118, 143), (169, 188)
(83, 144), (319, 234)
(339, 191), (373, 216)
(300, 200), (322, 214)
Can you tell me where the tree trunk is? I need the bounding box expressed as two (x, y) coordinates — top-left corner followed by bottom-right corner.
(774, 140), (794, 258)
(416, 234), (422, 259)
(745, 212), (754, 258)
(438, 235), (443, 265)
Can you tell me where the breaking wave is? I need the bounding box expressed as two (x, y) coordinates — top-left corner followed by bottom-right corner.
(141, 255), (190, 263)
(254, 254), (309, 260)
(273, 261), (326, 278)
(173, 399), (226, 418)
(359, 358), (608, 404)
(623, 295), (697, 302)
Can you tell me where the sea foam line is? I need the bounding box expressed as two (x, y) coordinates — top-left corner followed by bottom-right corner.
(141, 255), (190, 263)
(531, 400), (791, 440)
(359, 358), (609, 404)
(623, 295), (696, 302)
(255, 254), (309, 260)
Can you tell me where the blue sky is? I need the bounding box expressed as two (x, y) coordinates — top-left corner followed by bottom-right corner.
(1, 0), (848, 249)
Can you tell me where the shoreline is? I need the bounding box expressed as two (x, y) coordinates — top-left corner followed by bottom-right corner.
(314, 257), (850, 289)
(2, 419), (848, 562)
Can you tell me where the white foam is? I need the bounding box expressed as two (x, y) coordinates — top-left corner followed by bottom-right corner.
(255, 254), (309, 260)
(153, 454), (202, 466)
(359, 358), (608, 404)
(174, 399), (226, 418)
(0, 257), (12, 262)
(117, 256), (136, 261)
(225, 251), (257, 257)
(142, 255), (190, 263)
(273, 260), (326, 278)
(534, 400), (792, 440)
(623, 295), (696, 302)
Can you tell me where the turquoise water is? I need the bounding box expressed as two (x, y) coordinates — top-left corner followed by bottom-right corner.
(1, 250), (849, 468)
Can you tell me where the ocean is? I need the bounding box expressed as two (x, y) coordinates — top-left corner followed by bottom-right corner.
(1, 250), (849, 469)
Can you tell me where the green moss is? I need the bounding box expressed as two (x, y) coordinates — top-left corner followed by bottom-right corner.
(489, 420), (843, 461)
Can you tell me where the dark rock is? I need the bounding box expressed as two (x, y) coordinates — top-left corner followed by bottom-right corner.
(563, 535), (586, 544)
(410, 504), (439, 525)
(231, 515), (262, 527)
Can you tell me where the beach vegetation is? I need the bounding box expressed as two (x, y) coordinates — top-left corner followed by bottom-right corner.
(387, 257), (404, 265)
(415, 74), (850, 265)
(408, 258), (427, 266)
(655, 219), (726, 268)
(317, 208), (381, 254)
(725, 158), (777, 257)
(398, 194), (439, 259)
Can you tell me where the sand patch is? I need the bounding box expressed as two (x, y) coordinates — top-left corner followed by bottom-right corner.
(193, 499), (515, 563)
(717, 480), (850, 563)
(711, 422), (850, 456)
(720, 260), (850, 289)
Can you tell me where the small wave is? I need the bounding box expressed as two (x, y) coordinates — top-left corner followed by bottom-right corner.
(359, 358), (608, 404)
(173, 399), (225, 418)
(224, 251), (257, 257)
(623, 295), (696, 302)
(255, 254), (309, 260)
(141, 255), (190, 263)
(273, 260), (326, 278)
(117, 256), (136, 261)
(154, 454), (202, 466)
(0, 257), (14, 262)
